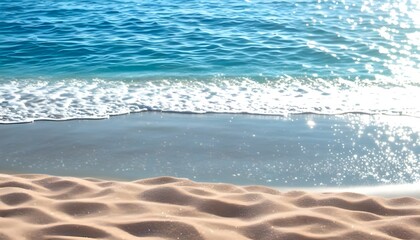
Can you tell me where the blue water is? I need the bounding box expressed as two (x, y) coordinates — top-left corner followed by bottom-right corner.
(0, 0), (419, 123)
(1, 0), (418, 78)
(0, 0), (419, 186)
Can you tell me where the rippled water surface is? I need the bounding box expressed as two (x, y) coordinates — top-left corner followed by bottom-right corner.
(0, 0), (419, 122)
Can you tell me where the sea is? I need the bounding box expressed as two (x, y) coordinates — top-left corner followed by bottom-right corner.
(0, 0), (419, 188)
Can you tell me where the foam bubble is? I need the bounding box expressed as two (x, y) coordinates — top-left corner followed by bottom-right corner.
(0, 77), (419, 123)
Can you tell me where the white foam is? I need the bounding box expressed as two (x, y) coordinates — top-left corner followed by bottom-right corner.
(0, 77), (419, 123)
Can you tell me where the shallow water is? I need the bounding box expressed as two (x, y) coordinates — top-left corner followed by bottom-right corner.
(1, 113), (418, 187)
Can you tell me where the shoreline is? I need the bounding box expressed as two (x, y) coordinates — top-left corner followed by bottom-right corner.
(2, 172), (420, 199)
(1, 112), (419, 238)
(2, 111), (419, 126)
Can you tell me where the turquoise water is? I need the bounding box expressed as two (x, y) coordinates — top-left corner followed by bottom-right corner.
(0, 0), (419, 122)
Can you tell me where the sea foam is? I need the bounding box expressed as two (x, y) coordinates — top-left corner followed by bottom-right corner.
(1, 77), (419, 123)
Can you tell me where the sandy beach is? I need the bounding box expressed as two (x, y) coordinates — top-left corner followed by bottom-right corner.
(2, 0), (419, 239)
(0, 173), (419, 240)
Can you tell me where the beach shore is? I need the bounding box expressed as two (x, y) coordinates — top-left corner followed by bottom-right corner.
(0, 173), (419, 240)
(1, 113), (419, 239)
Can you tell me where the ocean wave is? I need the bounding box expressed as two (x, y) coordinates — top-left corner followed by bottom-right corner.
(1, 77), (419, 124)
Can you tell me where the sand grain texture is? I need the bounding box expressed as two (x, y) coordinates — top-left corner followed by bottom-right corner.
(0, 174), (419, 240)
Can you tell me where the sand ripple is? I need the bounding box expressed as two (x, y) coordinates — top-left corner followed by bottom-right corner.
(0, 173), (419, 239)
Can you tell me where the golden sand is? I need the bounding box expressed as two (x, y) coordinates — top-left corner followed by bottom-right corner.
(0, 173), (419, 239)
